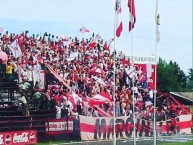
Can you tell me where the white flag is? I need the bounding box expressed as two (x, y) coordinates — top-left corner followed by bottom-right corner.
(9, 39), (22, 58)
(155, 0), (160, 42)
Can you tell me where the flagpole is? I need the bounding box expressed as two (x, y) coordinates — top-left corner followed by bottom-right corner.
(153, 32), (157, 145)
(131, 36), (136, 145)
(130, 0), (136, 144)
(130, 21), (137, 145)
(113, 1), (117, 145)
(153, 0), (159, 145)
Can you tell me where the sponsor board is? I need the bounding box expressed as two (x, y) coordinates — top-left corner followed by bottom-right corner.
(46, 118), (74, 135)
(0, 130), (37, 145)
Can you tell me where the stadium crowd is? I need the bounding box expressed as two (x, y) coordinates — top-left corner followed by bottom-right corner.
(0, 30), (189, 123)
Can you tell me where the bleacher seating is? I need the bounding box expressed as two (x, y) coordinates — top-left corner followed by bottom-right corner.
(0, 108), (55, 133)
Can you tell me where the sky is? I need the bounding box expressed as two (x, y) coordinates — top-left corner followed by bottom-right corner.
(0, 0), (192, 74)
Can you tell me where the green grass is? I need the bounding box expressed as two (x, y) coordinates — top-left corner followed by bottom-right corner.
(158, 141), (193, 145)
(35, 140), (193, 145)
(36, 140), (68, 145)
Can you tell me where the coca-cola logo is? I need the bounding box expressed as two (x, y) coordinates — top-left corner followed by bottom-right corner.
(29, 131), (36, 143)
(13, 132), (29, 143)
(4, 134), (12, 145)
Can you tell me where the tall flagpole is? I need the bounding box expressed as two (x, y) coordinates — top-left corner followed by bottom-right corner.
(154, 0), (160, 145)
(131, 34), (136, 145)
(153, 28), (158, 145)
(153, 32), (157, 145)
(130, 24), (136, 145)
(129, 0), (136, 145)
(113, 1), (117, 145)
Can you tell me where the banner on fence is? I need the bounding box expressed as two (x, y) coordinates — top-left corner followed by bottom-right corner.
(0, 130), (37, 145)
(79, 114), (192, 140)
(46, 118), (74, 135)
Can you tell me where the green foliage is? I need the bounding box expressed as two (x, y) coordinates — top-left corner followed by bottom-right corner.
(157, 58), (192, 92)
(186, 68), (193, 91)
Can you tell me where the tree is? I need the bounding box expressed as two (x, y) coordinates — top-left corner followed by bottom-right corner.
(157, 58), (188, 92)
(186, 68), (193, 91)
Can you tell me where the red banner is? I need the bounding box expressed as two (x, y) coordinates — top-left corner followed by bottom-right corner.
(0, 130), (37, 145)
(46, 118), (74, 135)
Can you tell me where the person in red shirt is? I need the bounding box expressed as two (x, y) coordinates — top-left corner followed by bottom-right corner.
(171, 102), (177, 112)
(53, 92), (60, 105)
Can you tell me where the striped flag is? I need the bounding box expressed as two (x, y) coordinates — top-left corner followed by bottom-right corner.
(155, 0), (160, 42)
(80, 26), (90, 34)
(128, 0), (136, 32)
(115, 0), (123, 37)
(89, 92), (112, 106)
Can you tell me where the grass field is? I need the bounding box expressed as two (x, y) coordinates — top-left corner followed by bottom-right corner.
(159, 142), (193, 145)
(36, 141), (193, 145)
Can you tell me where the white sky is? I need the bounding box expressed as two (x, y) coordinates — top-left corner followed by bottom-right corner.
(0, 0), (192, 74)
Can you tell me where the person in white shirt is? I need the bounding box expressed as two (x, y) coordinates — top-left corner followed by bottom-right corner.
(21, 68), (28, 82)
(56, 103), (62, 119)
(92, 107), (99, 117)
(18, 94), (29, 116)
(148, 89), (154, 102)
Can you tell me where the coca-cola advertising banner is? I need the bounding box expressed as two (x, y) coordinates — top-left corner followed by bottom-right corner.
(0, 130), (37, 145)
(46, 118), (74, 135)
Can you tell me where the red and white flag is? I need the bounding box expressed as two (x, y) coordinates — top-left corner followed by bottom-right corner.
(115, 0), (123, 37)
(89, 92), (112, 105)
(67, 92), (81, 109)
(128, 0), (136, 32)
(9, 39), (22, 58)
(0, 27), (3, 33)
(80, 26), (90, 34)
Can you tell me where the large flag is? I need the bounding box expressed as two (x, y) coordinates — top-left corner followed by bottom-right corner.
(115, 0), (123, 37)
(128, 0), (136, 32)
(155, 0), (160, 42)
(9, 39), (22, 58)
(89, 92), (112, 106)
(80, 26), (90, 34)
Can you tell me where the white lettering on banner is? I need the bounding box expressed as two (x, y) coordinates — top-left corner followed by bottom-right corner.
(79, 114), (192, 141)
(0, 130), (37, 145)
(13, 132), (29, 143)
(48, 121), (73, 131)
(0, 134), (4, 145)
